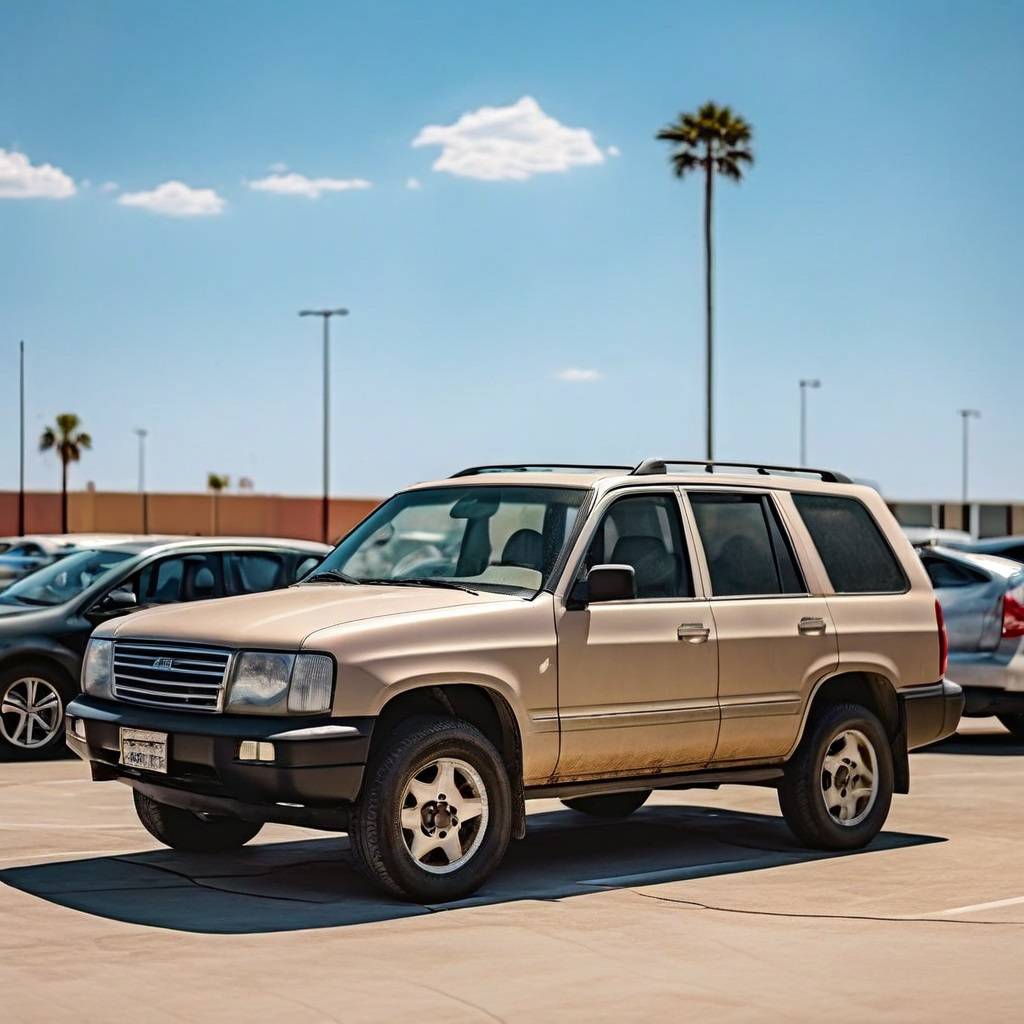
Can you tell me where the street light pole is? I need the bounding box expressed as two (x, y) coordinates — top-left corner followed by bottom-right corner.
(134, 428), (149, 533)
(958, 408), (980, 509)
(299, 308), (349, 543)
(18, 341), (25, 536)
(799, 379), (821, 465)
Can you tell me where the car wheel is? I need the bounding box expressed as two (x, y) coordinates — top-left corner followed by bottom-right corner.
(997, 714), (1024, 741)
(133, 791), (263, 852)
(349, 715), (512, 903)
(778, 702), (894, 851)
(561, 790), (651, 818)
(0, 662), (75, 761)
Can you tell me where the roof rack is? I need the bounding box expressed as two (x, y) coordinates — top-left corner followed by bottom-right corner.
(631, 459), (853, 484)
(450, 463), (633, 478)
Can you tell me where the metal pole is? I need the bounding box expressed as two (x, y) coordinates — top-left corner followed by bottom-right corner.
(134, 428), (148, 533)
(18, 341), (25, 536)
(958, 408), (980, 514)
(322, 314), (330, 545)
(799, 380), (820, 466)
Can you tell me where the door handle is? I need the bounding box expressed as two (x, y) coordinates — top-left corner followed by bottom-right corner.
(798, 616), (827, 636)
(677, 623), (710, 644)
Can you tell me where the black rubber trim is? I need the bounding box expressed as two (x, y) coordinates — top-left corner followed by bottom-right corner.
(961, 687), (1024, 717)
(901, 680), (964, 750)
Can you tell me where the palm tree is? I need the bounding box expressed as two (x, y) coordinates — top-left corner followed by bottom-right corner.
(207, 473), (229, 535)
(657, 102), (754, 460)
(39, 414), (92, 532)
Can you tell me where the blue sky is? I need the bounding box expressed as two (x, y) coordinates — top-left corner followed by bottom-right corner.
(1, 0), (1021, 501)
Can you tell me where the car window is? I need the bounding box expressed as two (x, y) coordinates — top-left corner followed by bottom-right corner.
(921, 555), (987, 588)
(580, 493), (693, 599)
(690, 492), (805, 598)
(135, 553), (222, 605)
(293, 554), (322, 581)
(793, 493), (907, 594)
(224, 552), (285, 595)
(0, 548), (134, 607)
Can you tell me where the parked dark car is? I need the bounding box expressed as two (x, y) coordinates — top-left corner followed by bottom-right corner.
(0, 536), (327, 759)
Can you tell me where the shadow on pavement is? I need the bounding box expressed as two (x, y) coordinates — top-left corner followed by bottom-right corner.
(0, 803), (943, 934)
(917, 728), (1024, 757)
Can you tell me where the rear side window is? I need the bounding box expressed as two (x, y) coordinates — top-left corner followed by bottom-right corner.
(225, 552), (284, 595)
(920, 554), (987, 589)
(793, 494), (907, 594)
(689, 493), (805, 597)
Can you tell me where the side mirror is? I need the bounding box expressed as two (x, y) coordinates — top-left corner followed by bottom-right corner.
(88, 587), (137, 620)
(567, 564), (636, 609)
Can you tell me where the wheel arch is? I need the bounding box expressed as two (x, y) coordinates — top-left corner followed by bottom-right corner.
(0, 646), (78, 687)
(368, 682), (527, 839)
(790, 669), (909, 794)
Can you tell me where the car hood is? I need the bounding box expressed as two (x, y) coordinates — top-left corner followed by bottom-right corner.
(101, 584), (519, 648)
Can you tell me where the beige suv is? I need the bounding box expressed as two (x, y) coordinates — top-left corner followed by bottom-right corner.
(68, 460), (963, 902)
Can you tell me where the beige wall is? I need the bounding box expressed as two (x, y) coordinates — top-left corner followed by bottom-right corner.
(0, 490), (380, 544)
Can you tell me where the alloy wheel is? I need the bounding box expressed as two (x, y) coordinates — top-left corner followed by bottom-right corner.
(820, 728), (879, 827)
(399, 757), (489, 874)
(0, 677), (64, 750)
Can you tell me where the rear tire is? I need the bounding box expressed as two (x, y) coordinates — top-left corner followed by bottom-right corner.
(349, 715), (512, 903)
(997, 714), (1024, 741)
(778, 702), (893, 851)
(133, 791), (263, 852)
(0, 661), (76, 761)
(561, 790), (651, 818)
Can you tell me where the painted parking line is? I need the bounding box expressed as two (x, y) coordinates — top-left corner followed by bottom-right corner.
(928, 895), (1024, 917)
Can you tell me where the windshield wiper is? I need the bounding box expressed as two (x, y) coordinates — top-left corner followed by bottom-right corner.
(303, 570), (363, 585)
(360, 578), (479, 596)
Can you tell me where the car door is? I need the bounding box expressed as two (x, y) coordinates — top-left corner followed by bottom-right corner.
(685, 489), (838, 763)
(553, 489), (719, 780)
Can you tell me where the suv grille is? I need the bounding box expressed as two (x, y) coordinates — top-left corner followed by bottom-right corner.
(112, 641), (232, 713)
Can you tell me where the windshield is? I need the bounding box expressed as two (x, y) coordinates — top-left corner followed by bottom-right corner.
(310, 485), (588, 595)
(0, 548), (134, 606)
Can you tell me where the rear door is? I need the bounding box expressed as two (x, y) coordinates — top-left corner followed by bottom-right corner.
(685, 489), (838, 762)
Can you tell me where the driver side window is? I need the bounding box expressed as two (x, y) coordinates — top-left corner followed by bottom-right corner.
(580, 493), (694, 599)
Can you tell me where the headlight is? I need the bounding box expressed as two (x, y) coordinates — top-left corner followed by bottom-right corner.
(82, 639), (114, 699)
(225, 651), (335, 715)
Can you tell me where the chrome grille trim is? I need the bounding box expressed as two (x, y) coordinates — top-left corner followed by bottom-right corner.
(112, 641), (232, 713)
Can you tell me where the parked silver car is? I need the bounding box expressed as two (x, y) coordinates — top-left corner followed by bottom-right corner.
(949, 535), (1024, 565)
(918, 545), (1024, 738)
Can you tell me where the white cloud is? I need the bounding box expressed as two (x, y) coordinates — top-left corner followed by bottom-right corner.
(606, 145), (621, 157)
(99, 181), (119, 193)
(0, 148), (76, 199)
(412, 96), (605, 181)
(246, 172), (372, 199)
(555, 368), (603, 383)
(117, 180), (225, 217)
(405, 176), (422, 190)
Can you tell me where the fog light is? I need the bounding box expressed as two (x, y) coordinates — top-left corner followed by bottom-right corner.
(70, 717), (86, 741)
(238, 740), (275, 762)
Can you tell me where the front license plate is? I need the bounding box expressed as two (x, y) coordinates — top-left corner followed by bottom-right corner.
(120, 728), (168, 774)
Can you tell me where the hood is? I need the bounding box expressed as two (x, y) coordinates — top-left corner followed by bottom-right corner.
(103, 583), (518, 648)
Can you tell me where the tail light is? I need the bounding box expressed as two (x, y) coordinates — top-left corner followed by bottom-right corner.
(935, 599), (948, 678)
(1003, 585), (1024, 639)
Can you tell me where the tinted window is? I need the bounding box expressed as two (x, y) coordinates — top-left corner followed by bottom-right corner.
(225, 552), (284, 595)
(920, 555), (986, 589)
(793, 494), (907, 594)
(581, 493), (693, 599)
(690, 493), (805, 597)
(136, 553), (222, 605)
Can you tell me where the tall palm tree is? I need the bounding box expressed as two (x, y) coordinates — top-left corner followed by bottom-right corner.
(657, 102), (754, 460)
(207, 473), (229, 534)
(39, 414), (92, 532)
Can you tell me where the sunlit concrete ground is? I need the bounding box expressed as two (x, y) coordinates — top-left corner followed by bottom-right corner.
(2, 717), (1022, 1022)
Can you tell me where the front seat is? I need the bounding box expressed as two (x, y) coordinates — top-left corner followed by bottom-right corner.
(499, 529), (544, 573)
(610, 536), (680, 598)
(184, 564), (217, 601)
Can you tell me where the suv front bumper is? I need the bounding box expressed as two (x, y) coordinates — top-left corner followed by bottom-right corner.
(901, 679), (964, 750)
(65, 695), (373, 829)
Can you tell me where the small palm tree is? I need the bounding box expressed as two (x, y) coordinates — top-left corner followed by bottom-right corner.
(40, 414), (92, 532)
(657, 102), (754, 459)
(207, 473), (229, 535)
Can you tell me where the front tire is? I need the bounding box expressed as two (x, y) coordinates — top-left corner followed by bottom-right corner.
(0, 662), (75, 761)
(997, 714), (1024, 741)
(562, 790), (651, 818)
(778, 702), (893, 851)
(349, 716), (512, 903)
(133, 791), (263, 852)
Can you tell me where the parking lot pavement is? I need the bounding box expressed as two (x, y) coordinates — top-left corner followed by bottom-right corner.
(2, 719), (1023, 1023)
